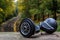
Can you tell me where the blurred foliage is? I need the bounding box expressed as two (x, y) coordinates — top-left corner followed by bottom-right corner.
(0, 0), (16, 24)
(18, 0), (59, 21)
(57, 21), (60, 31)
(0, 0), (60, 23)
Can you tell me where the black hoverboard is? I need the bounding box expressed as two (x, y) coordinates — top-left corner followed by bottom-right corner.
(19, 18), (57, 38)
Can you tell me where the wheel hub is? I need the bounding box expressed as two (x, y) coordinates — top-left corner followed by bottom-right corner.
(21, 22), (30, 35)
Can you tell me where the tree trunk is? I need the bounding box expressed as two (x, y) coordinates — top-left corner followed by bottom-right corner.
(52, 0), (57, 20)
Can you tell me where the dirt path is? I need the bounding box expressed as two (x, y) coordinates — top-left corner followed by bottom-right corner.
(1, 16), (21, 31)
(0, 32), (60, 40)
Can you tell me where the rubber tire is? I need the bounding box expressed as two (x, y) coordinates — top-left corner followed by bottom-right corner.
(40, 24), (57, 34)
(19, 18), (35, 38)
(47, 25), (57, 34)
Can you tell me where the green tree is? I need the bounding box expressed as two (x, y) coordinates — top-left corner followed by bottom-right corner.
(0, 0), (15, 23)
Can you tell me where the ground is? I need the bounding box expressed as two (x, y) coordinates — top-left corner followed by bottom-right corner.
(0, 32), (60, 40)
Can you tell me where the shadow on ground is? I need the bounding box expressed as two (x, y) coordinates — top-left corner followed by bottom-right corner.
(29, 32), (60, 38)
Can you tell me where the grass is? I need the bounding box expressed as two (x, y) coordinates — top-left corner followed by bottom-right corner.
(57, 20), (60, 32)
